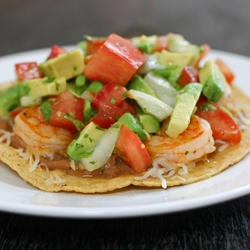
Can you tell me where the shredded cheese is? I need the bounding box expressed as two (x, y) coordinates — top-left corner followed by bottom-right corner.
(215, 140), (229, 152)
(0, 129), (14, 146)
(177, 163), (190, 175)
(70, 159), (76, 171)
(29, 153), (40, 172)
(39, 161), (49, 171)
(45, 174), (66, 185)
(171, 175), (186, 181)
(134, 157), (191, 189)
(41, 151), (55, 160)
(134, 157), (198, 188)
(237, 108), (250, 127)
(14, 148), (30, 161)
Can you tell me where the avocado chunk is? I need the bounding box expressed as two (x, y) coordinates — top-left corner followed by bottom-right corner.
(39, 49), (84, 80)
(67, 121), (105, 161)
(167, 35), (201, 65)
(80, 127), (119, 171)
(114, 113), (147, 141)
(159, 50), (194, 69)
(67, 82), (86, 97)
(67, 79), (104, 98)
(138, 113), (160, 133)
(75, 74), (87, 87)
(166, 83), (202, 138)
(131, 35), (158, 54)
(128, 89), (173, 122)
(83, 99), (92, 123)
(199, 60), (226, 102)
(67, 74), (87, 97)
(158, 50), (195, 87)
(0, 77), (66, 117)
(86, 81), (104, 93)
(19, 77), (67, 98)
(127, 75), (156, 97)
(0, 84), (24, 117)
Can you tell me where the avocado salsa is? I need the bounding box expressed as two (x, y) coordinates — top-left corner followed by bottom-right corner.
(0, 33), (243, 185)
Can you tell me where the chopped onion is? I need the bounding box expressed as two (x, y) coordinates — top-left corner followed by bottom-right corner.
(138, 53), (165, 74)
(80, 127), (119, 171)
(21, 96), (42, 107)
(128, 89), (173, 122)
(81, 90), (95, 102)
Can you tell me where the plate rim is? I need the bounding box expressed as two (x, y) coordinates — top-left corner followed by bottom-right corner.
(0, 47), (250, 219)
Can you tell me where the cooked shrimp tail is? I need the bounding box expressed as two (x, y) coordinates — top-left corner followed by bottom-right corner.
(13, 107), (74, 153)
(137, 116), (216, 188)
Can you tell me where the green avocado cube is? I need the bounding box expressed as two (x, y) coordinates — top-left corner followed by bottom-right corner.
(39, 49), (84, 80)
(67, 121), (105, 161)
(127, 75), (156, 97)
(138, 113), (160, 133)
(131, 35), (158, 54)
(19, 77), (67, 98)
(166, 83), (202, 138)
(199, 60), (226, 102)
(0, 84), (21, 117)
(114, 113), (147, 141)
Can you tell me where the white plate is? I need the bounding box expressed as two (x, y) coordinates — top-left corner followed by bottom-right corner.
(0, 47), (250, 219)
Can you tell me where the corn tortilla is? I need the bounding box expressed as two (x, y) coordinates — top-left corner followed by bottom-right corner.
(0, 84), (250, 193)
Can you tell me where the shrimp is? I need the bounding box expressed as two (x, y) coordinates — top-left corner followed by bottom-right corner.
(13, 106), (74, 152)
(144, 115), (216, 166)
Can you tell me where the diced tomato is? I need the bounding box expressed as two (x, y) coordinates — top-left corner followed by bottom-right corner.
(178, 66), (199, 88)
(15, 62), (43, 81)
(96, 103), (132, 118)
(9, 106), (25, 118)
(37, 91), (84, 132)
(84, 55), (93, 64)
(92, 81), (132, 118)
(92, 81), (127, 108)
(89, 111), (116, 129)
(47, 45), (67, 59)
(84, 33), (148, 86)
(194, 44), (210, 69)
(86, 38), (106, 55)
(215, 59), (235, 84)
(153, 35), (170, 52)
(115, 124), (152, 173)
(195, 99), (241, 144)
(117, 100), (136, 115)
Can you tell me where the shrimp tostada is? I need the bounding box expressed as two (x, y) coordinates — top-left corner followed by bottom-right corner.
(0, 33), (250, 193)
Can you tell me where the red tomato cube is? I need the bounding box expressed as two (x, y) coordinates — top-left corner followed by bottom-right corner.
(15, 62), (43, 81)
(84, 33), (147, 86)
(47, 45), (67, 59)
(178, 66), (199, 88)
(115, 124), (152, 173)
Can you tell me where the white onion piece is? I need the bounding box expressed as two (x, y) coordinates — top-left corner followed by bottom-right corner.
(81, 90), (95, 102)
(80, 127), (119, 171)
(20, 96), (42, 107)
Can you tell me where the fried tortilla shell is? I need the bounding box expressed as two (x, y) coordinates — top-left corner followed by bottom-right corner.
(0, 144), (135, 193)
(0, 85), (250, 193)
